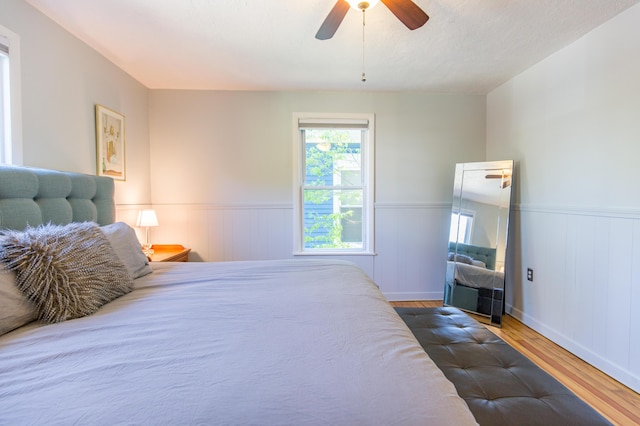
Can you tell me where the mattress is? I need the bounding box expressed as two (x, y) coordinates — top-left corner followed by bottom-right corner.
(0, 259), (477, 425)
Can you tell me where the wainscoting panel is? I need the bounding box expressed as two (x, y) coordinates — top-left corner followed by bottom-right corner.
(631, 220), (640, 380)
(374, 203), (451, 300)
(152, 205), (294, 262)
(508, 206), (640, 393)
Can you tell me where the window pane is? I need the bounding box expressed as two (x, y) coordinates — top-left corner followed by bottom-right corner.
(0, 51), (7, 164)
(449, 212), (473, 243)
(304, 129), (362, 187)
(340, 170), (361, 186)
(303, 189), (363, 249)
(341, 206), (362, 242)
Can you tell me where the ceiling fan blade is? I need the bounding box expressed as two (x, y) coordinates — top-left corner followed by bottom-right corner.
(380, 0), (429, 30)
(486, 173), (512, 179)
(316, 0), (351, 40)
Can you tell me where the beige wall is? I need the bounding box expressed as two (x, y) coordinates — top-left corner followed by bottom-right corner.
(487, 3), (640, 392)
(0, 0), (151, 206)
(149, 90), (485, 206)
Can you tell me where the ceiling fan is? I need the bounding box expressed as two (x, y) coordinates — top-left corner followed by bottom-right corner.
(316, 0), (429, 40)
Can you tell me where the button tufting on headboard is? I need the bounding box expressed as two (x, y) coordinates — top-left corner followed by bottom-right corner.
(0, 165), (115, 230)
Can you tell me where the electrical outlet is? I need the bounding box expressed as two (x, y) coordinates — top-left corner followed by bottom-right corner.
(527, 268), (534, 282)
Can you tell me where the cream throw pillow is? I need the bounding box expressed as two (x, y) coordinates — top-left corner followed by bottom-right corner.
(0, 222), (133, 323)
(101, 222), (153, 279)
(0, 267), (37, 335)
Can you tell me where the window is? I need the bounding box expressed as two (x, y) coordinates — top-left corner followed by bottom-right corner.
(0, 25), (22, 165)
(449, 210), (474, 243)
(293, 113), (374, 254)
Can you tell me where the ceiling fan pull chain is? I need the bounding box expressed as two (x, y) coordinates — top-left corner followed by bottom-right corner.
(361, 9), (366, 82)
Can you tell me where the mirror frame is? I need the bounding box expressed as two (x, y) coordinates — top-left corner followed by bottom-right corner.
(444, 160), (514, 327)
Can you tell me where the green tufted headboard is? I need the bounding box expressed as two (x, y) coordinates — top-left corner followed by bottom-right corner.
(0, 165), (115, 230)
(448, 241), (497, 270)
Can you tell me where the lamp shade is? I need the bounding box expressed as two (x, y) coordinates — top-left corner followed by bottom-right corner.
(136, 209), (159, 227)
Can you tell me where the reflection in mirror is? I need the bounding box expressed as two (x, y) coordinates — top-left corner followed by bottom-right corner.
(444, 160), (514, 327)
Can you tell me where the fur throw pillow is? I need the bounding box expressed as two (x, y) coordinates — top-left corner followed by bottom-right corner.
(0, 222), (133, 323)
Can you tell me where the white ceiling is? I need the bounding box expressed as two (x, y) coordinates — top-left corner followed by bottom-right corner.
(26, 0), (640, 93)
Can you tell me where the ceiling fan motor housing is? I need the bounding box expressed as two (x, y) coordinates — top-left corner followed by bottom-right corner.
(347, 0), (379, 11)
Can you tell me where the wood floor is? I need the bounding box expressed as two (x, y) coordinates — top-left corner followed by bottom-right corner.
(390, 300), (640, 426)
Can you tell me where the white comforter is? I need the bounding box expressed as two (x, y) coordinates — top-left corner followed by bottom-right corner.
(447, 260), (504, 290)
(0, 259), (477, 425)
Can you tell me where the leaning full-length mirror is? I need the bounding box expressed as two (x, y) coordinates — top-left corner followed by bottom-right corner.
(444, 160), (514, 327)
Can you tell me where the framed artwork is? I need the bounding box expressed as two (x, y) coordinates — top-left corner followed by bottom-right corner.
(95, 104), (126, 181)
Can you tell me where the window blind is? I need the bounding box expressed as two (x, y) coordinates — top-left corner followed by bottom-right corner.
(298, 118), (368, 129)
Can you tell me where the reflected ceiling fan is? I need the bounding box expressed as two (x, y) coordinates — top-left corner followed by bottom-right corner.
(315, 0), (429, 40)
(485, 172), (512, 189)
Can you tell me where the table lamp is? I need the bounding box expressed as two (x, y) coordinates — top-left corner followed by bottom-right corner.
(136, 209), (159, 256)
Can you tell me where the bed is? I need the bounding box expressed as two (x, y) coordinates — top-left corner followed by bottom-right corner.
(0, 165), (478, 425)
(445, 242), (504, 317)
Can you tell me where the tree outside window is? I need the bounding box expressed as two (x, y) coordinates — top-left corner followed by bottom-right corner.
(303, 128), (363, 249)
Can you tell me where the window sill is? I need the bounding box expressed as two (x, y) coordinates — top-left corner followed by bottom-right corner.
(293, 251), (377, 256)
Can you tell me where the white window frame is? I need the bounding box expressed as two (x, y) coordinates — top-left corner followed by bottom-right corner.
(292, 112), (375, 255)
(0, 24), (23, 165)
(450, 209), (475, 244)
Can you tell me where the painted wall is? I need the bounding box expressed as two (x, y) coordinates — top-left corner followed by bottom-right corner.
(487, 3), (640, 392)
(148, 90), (486, 299)
(0, 0), (151, 206)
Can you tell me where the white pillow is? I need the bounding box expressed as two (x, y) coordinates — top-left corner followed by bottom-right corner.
(471, 259), (487, 268)
(101, 222), (153, 279)
(0, 267), (37, 335)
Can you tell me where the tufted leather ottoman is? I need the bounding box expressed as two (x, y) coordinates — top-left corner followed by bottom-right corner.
(395, 306), (612, 426)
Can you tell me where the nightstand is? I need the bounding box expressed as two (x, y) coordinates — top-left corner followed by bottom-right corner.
(148, 244), (191, 262)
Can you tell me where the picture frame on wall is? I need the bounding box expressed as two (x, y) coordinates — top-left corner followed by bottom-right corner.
(95, 104), (126, 181)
